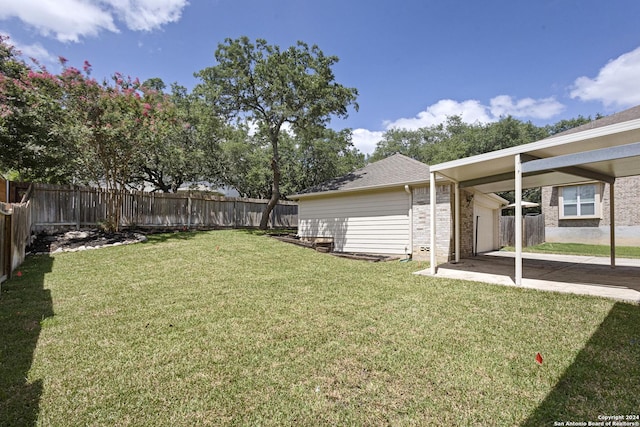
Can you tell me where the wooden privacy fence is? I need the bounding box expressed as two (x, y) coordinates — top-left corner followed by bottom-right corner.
(500, 214), (545, 247)
(29, 183), (298, 232)
(1, 200), (32, 285)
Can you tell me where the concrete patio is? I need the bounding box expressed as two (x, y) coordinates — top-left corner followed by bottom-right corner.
(416, 251), (640, 303)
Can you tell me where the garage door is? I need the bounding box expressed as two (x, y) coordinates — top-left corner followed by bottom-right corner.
(298, 189), (410, 255)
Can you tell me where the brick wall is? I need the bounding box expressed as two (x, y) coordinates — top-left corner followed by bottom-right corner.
(543, 176), (640, 227)
(543, 176), (640, 245)
(459, 189), (475, 258)
(411, 184), (474, 262)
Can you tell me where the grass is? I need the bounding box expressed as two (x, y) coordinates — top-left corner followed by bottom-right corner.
(503, 241), (640, 258)
(1, 230), (638, 426)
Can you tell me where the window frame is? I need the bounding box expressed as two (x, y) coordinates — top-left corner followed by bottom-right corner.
(558, 182), (602, 220)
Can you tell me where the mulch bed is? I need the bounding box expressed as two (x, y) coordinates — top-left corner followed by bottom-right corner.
(28, 229), (147, 255)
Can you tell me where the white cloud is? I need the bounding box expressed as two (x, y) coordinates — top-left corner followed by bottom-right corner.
(0, 0), (118, 42)
(570, 46), (640, 108)
(0, 31), (58, 67)
(384, 96), (564, 132)
(108, 0), (188, 32)
(351, 128), (384, 156)
(0, 0), (188, 42)
(384, 99), (494, 130)
(17, 41), (58, 65)
(351, 96), (565, 156)
(489, 95), (564, 119)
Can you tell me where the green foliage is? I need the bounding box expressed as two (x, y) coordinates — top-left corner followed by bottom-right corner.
(217, 125), (272, 199)
(371, 115), (549, 165)
(0, 36), (77, 183)
(281, 127), (365, 196)
(133, 81), (214, 192)
(196, 36), (359, 228)
(545, 115), (594, 135)
(216, 125), (364, 199)
(370, 115), (590, 208)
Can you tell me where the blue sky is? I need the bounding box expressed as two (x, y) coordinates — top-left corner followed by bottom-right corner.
(2, 0), (640, 155)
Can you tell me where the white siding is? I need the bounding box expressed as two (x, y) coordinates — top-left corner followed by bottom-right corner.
(298, 189), (410, 255)
(473, 194), (502, 253)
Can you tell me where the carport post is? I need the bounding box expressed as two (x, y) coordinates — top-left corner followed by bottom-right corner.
(515, 154), (523, 286)
(429, 172), (437, 275)
(454, 182), (460, 263)
(610, 181), (616, 268)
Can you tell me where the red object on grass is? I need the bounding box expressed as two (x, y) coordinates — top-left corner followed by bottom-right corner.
(16, 271), (22, 277)
(535, 352), (543, 365)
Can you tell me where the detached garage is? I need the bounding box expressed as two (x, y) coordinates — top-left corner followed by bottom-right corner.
(297, 188), (411, 255)
(291, 154), (506, 260)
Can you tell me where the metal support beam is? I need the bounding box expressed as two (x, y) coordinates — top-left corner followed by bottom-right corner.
(454, 182), (460, 263)
(521, 143), (640, 181)
(515, 154), (523, 286)
(459, 162), (613, 189)
(429, 172), (437, 275)
(610, 181), (616, 269)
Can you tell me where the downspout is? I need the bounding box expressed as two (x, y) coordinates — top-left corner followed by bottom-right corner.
(404, 185), (413, 259)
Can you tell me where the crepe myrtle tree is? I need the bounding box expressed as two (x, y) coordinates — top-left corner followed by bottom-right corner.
(0, 35), (78, 182)
(196, 36), (358, 229)
(59, 64), (173, 231)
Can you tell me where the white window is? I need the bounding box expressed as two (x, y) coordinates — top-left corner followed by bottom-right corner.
(559, 183), (601, 219)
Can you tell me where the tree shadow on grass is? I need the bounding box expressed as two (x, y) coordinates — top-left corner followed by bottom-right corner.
(141, 230), (200, 245)
(522, 301), (640, 426)
(227, 228), (297, 237)
(0, 255), (54, 426)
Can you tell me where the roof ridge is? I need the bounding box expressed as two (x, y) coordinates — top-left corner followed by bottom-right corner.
(294, 153), (430, 196)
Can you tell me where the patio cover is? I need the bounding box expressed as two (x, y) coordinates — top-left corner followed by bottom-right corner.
(427, 105), (640, 285)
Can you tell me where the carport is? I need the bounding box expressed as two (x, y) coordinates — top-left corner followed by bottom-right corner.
(426, 105), (640, 291)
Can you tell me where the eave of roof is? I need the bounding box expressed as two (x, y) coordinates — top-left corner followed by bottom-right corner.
(429, 107), (640, 193)
(290, 178), (432, 200)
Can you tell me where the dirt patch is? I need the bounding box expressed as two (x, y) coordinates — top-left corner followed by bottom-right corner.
(28, 229), (147, 255)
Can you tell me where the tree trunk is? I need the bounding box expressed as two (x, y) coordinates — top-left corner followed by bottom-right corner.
(259, 191), (279, 230)
(260, 132), (281, 230)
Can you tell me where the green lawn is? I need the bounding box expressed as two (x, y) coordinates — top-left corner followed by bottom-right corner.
(504, 241), (640, 258)
(1, 230), (638, 426)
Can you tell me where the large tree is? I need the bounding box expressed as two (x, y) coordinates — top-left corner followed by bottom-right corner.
(0, 36), (76, 182)
(133, 80), (214, 192)
(196, 37), (358, 229)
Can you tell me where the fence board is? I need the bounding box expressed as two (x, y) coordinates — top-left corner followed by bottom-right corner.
(29, 183), (297, 232)
(9, 202), (32, 271)
(499, 214), (545, 247)
(0, 200), (32, 285)
(0, 212), (7, 283)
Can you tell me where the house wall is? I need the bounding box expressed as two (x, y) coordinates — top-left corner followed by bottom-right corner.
(298, 183), (471, 261)
(542, 176), (640, 245)
(472, 192), (503, 253)
(460, 189), (475, 258)
(411, 184), (474, 262)
(298, 188), (411, 255)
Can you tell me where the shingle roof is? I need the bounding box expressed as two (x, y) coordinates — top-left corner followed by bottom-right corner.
(295, 153), (430, 196)
(553, 104), (640, 137)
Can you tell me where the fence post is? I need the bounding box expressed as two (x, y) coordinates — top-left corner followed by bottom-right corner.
(233, 200), (237, 228)
(4, 212), (12, 281)
(187, 194), (192, 229)
(74, 185), (81, 230)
